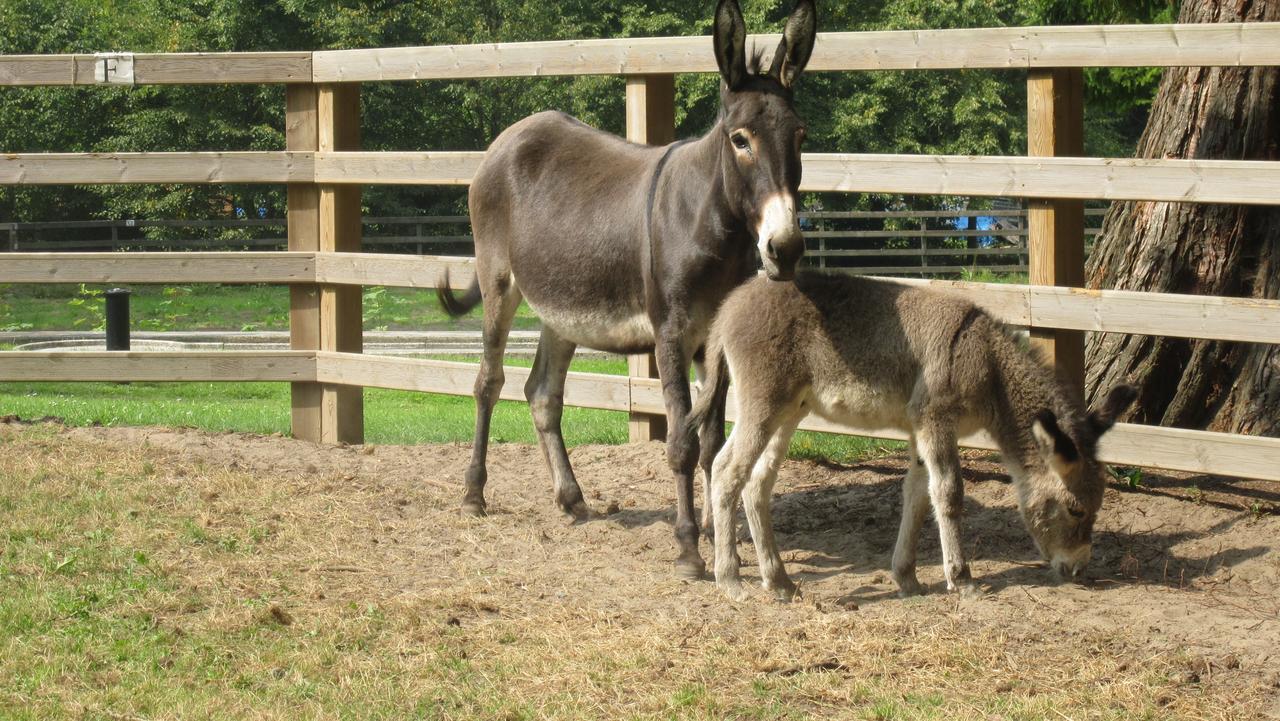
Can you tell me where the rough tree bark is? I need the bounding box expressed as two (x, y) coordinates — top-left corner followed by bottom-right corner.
(1084, 0), (1280, 436)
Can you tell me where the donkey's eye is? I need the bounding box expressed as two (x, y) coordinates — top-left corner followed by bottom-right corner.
(730, 132), (750, 151)
(1067, 507), (1086, 520)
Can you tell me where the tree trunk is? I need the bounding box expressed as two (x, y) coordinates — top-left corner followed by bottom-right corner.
(1084, 0), (1280, 437)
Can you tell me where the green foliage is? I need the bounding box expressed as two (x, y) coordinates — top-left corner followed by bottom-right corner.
(138, 286), (192, 331)
(1, 0), (1174, 224)
(65, 284), (105, 331)
(0, 289), (31, 332)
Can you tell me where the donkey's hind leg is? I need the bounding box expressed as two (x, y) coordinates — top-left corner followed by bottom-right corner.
(693, 352), (729, 537)
(891, 437), (930, 597)
(460, 279), (522, 517)
(524, 327), (588, 520)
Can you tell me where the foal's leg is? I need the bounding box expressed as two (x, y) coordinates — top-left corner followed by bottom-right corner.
(524, 327), (588, 520)
(742, 410), (803, 602)
(460, 281), (522, 517)
(891, 437), (930, 597)
(711, 425), (766, 601)
(916, 424), (975, 593)
(654, 332), (703, 579)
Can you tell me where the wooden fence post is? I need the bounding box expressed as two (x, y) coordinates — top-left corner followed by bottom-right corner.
(318, 83), (364, 444)
(625, 74), (675, 443)
(286, 82), (364, 444)
(1027, 68), (1086, 392)
(286, 83), (323, 443)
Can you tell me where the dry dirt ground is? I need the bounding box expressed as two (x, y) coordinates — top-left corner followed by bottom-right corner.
(5, 420), (1280, 719)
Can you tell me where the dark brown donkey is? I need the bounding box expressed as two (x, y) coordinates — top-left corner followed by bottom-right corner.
(438, 0), (817, 577)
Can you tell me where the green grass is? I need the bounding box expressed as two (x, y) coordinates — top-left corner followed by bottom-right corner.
(958, 267), (1029, 285)
(0, 283), (542, 333)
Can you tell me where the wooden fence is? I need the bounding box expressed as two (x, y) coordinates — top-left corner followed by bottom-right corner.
(1, 210), (1103, 277)
(3, 24), (1280, 482)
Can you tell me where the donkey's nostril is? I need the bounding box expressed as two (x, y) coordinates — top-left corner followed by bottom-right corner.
(765, 240), (779, 259)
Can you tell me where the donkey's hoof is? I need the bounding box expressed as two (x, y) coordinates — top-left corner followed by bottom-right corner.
(459, 500), (487, 518)
(953, 581), (986, 600)
(674, 554), (706, 581)
(895, 578), (925, 598)
(559, 500), (592, 523)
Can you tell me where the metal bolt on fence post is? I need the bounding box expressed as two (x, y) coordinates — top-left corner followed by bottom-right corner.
(104, 288), (131, 351)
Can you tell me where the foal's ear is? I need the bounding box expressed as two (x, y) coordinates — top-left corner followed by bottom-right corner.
(713, 0), (749, 90)
(1088, 384), (1138, 436)
(1032, 410), (1080, 476)
(769, 0), (817, 88)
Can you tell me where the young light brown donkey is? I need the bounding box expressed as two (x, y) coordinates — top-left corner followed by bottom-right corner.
(688, 273), (1137, 602)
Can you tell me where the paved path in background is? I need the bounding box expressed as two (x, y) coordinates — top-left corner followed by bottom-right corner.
(0, 329), (617, 357)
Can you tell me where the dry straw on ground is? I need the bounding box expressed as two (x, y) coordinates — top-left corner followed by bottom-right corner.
(1, 419), (1278, 719)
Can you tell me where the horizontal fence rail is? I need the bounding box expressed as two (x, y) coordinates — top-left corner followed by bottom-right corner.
(0, 52), (313, 86)
(311, 25), (1280, 81)
(0, 350), (316, 382)
(3, 253), (1279, 346)
(7, 151), (1280, 206)
(6, 25), (1279, 88)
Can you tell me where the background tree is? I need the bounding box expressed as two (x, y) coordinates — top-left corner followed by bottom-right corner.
(1084, 0), (1280, 436)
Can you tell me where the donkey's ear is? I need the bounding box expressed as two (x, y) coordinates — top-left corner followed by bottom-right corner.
(713, 0), (749, 90)
(1032, 410), (1080, 477)
(1088, 384), (1138, 436)
(769, 0), (817, 88)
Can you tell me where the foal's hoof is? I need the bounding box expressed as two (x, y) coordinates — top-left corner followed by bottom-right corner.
(768, 582), (800, 604)
(674, 554), (707, 581)
(717, 580), (751, 603)
(459, 500), (487, 518)
(953, 581), (986, 600)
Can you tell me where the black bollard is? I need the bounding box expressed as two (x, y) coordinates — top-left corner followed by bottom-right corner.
(104, 288), (131, 351)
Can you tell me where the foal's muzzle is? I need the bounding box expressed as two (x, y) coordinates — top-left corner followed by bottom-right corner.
(1051, 545), (1092, 582)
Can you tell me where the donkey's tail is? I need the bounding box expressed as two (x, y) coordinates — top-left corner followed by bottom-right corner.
(684, 334), (731, 449)
(437, 270), (483, 318)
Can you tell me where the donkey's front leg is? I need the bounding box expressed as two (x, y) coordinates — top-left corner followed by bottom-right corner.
(917, 426), (977, 594)
(654, 332), (704, 579)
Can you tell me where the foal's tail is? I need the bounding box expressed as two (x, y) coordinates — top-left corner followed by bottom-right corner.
(436, 270), (483, 318)
(684, 334), (731, 448)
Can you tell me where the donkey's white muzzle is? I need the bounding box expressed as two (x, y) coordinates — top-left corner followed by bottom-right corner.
(757, 193), (803, 280)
